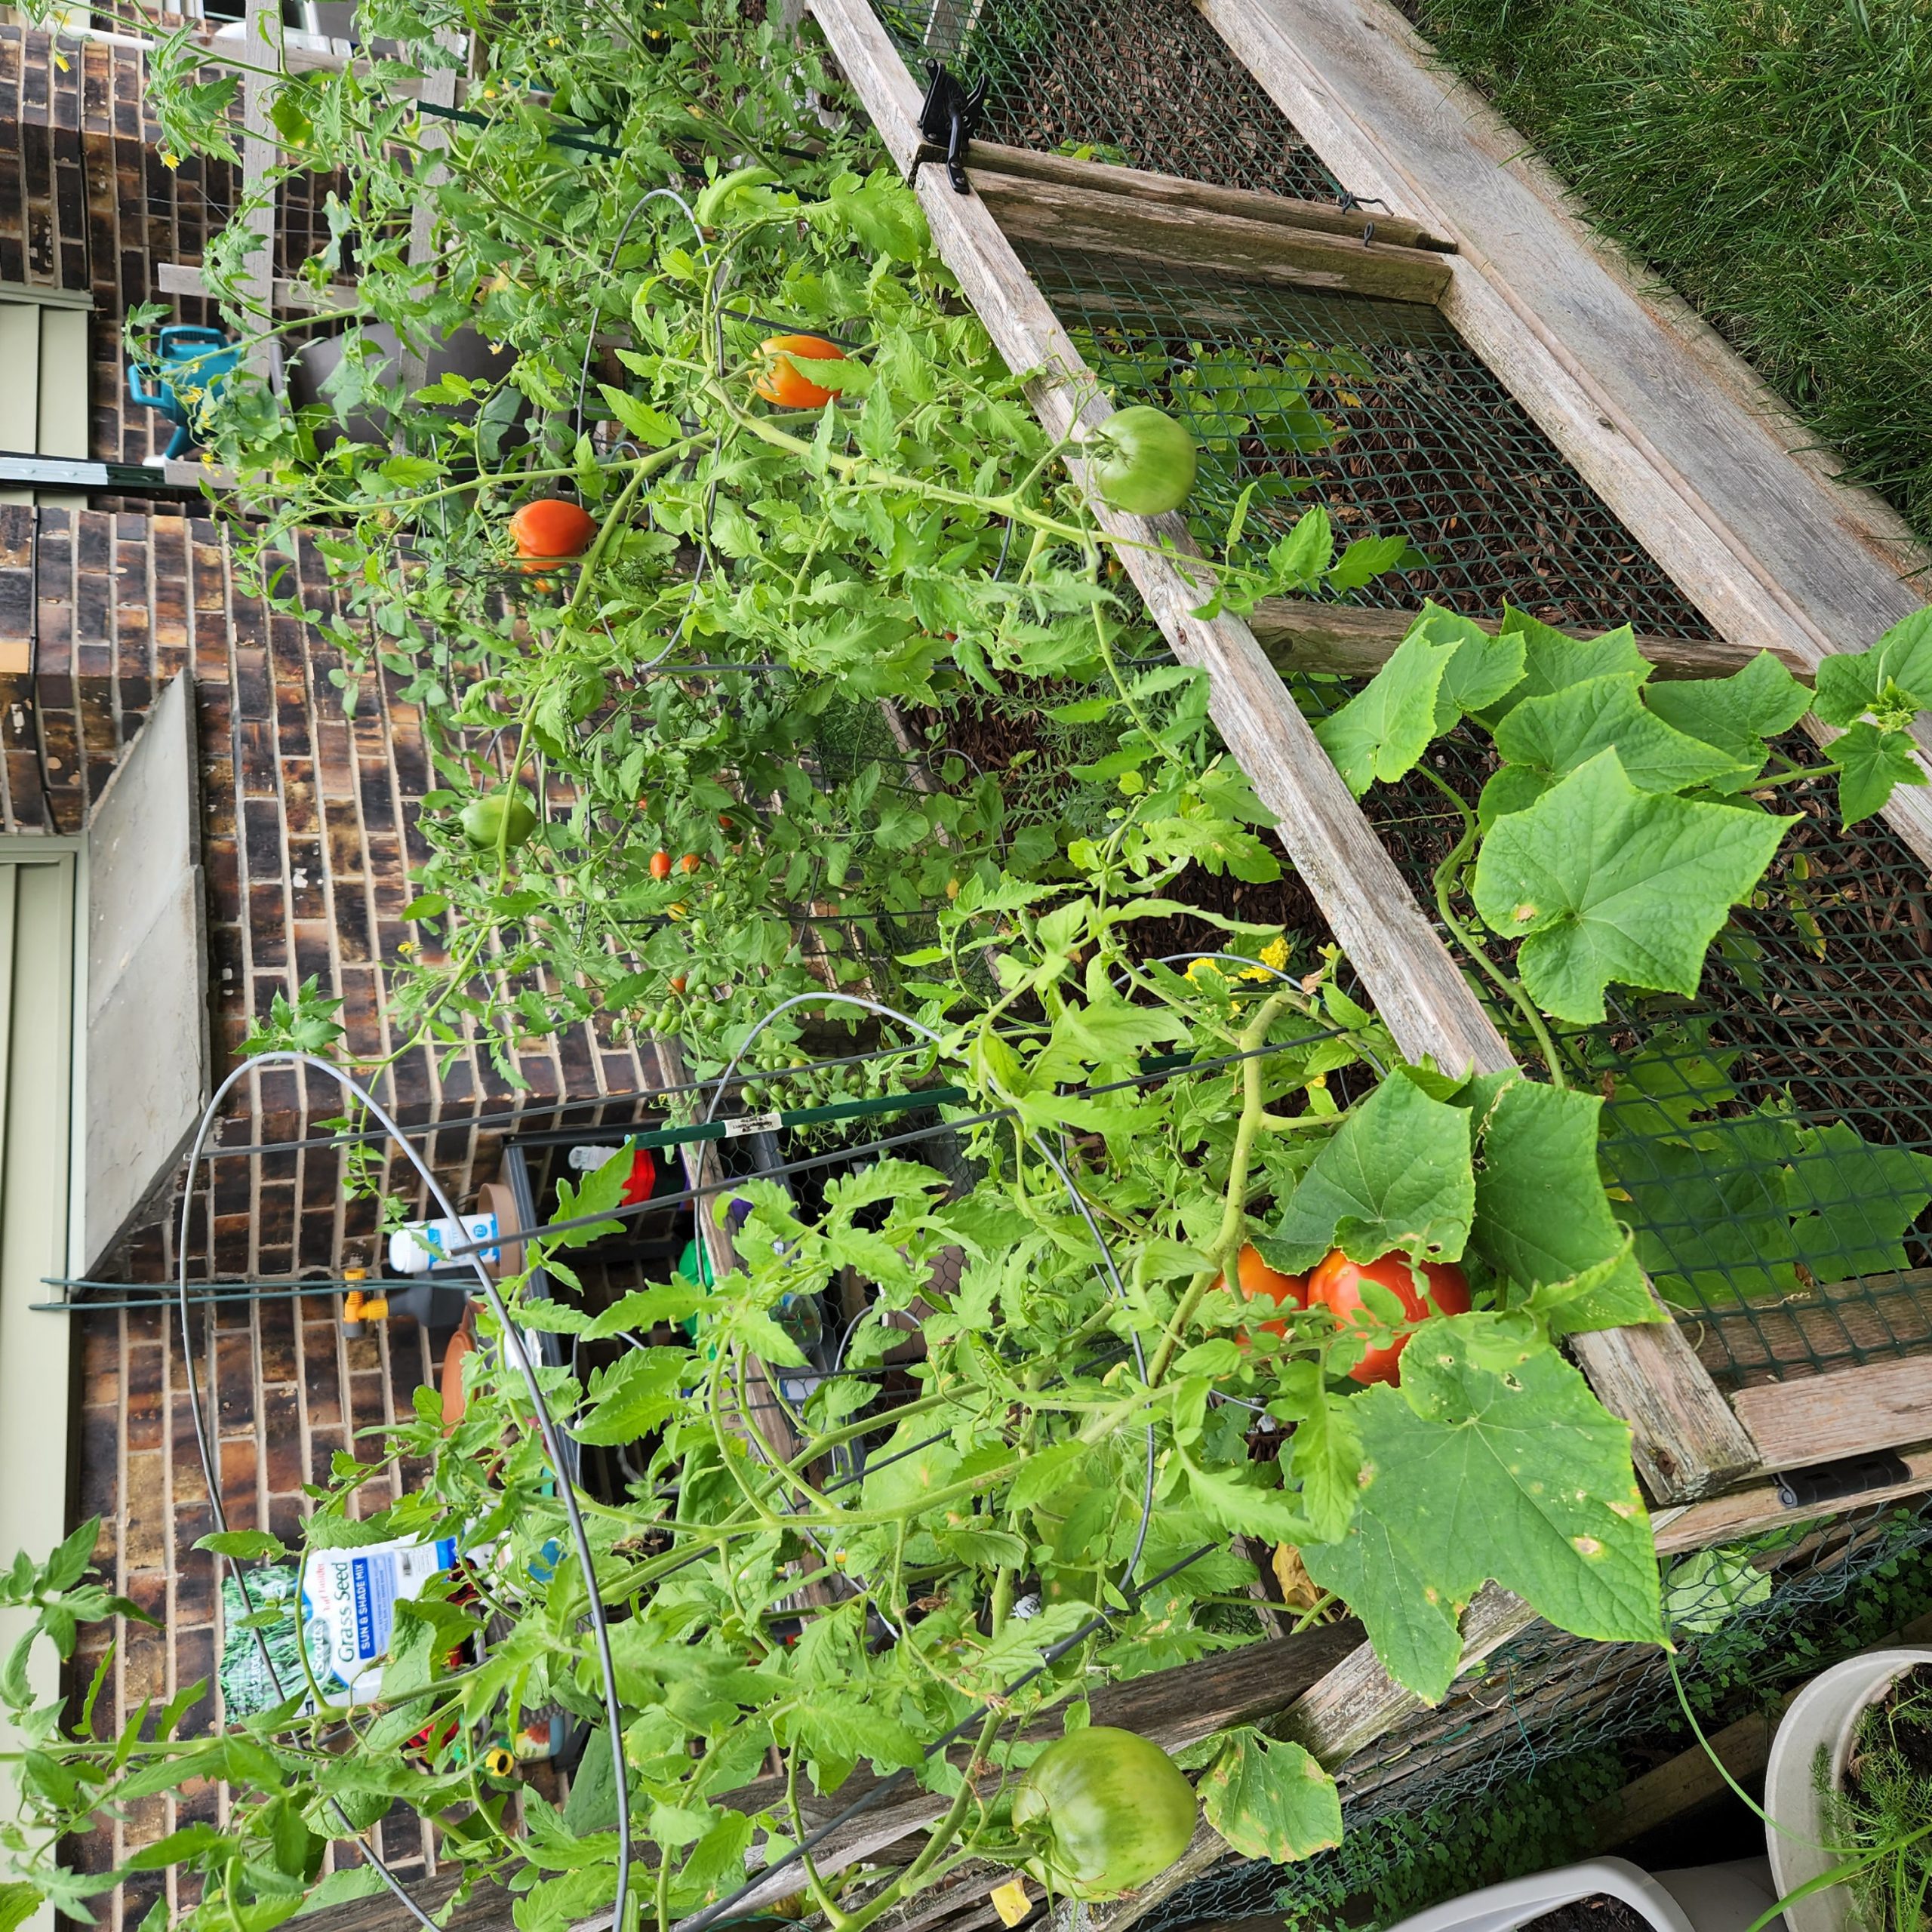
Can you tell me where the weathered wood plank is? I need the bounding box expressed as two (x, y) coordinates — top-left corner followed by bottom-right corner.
(1690, 1272), (1932, 1385)
(808, 0), (1756, 1511)
(1652, 1442), (1932, 1556)
(967, 168), (1451, 303)
(937, 138), (1452, 251)
(1196, 0), (1932, 873)
(1247, 595), (1804, 681)
(1730, 1357), (1932, 1472)
(1569, 1301), (1761, 1506)
(238, 0), (279, 371)
(155, 260), (361, 312)
(1590, 1709), (1779, 1850)
(1278, 1580), (1534, 1770)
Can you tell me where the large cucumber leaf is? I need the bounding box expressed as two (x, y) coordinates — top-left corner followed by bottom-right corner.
(1460, 1074), (1657, 1332)
(1300, 1324), (1659, 1702)
(1259, 1072), (1475, 1275)
(1470, 751), (1795, 1023)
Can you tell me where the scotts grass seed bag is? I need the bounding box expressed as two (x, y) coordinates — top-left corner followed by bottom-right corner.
(300, 1534), (463, 1706)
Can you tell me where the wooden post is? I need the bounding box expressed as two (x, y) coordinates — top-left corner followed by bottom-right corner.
(238, 0), (280, 374)
(1192, 0), (1932, 872)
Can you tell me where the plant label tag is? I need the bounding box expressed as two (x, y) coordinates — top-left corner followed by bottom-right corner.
(724, 1111), (782, 1137)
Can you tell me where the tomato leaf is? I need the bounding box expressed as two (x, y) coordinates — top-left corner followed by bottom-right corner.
(1469, 750), (1795, 1023)
(1261, 1072), (1475, 1275)
(1200, 1729), (1342, 1863)
(574, 1351), (686, 1445)
(1300, 1324), (1659, 1702)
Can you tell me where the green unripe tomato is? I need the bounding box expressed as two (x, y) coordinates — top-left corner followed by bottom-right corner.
(460, 788), (539, 851)
(1012, 1727), (1195, 1900)
(1088, 407), (1197, 517)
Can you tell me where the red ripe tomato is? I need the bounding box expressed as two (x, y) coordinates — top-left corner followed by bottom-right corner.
(650, 849), (672, 880)
(509, 497), (597, 559)
(678, 853), (700, 874)
(1215, 1243), (1306, 1340)
(1306, 1250), (1470, 1386)
(753, 334), (846, 409)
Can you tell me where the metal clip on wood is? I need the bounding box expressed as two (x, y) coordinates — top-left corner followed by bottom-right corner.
(918, 61), (988, 193)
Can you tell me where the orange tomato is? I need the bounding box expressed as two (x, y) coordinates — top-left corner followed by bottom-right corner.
(669, 975), (688, 995)
(1215, 1242), (1306, 1340)
(1306, 1250), (1470, 1385)
(753, 334), (846, 409)
(650, 849), (672, 880)
(509, 497), (597, 559)
(678, 853), (700, 873)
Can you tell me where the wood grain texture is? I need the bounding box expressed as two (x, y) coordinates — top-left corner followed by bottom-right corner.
(1689, 1272), (1932, 1386)
(1247, 595), (1802, 681)
(940, 139), (1451, 250)
(1652, 1444), (1932, 1556)
(1195, 0), (1932, 872)
(1591, 1709), (1780, 1849)
(238, 0), (279, 371)
(1731, 1357), (1932, 1471)
(1277, 1580), (1534, 1768)
(155, 261), (361, 311)
(808, 0), (1759, 1514)
(967, 168), (1451, 303)
(1568, 1302), (1761, 1504)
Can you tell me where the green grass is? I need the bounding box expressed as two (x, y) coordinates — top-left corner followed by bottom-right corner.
(1404, 0), (1932, 551)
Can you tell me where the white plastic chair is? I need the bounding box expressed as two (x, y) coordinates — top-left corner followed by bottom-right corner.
(1380, 1857), (1786, 1932)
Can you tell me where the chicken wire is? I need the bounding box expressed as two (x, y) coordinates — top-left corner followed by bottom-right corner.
(1140, 1497), (1932, 1932)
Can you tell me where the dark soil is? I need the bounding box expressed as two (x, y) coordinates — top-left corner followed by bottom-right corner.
(1521, 1897), (1655, 1932)
(1850, 1663), (1932, 1791)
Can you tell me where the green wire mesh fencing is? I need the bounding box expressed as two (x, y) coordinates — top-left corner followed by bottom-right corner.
(1142, 1499), (1932, 1932)
(877, 0), (1342, 202)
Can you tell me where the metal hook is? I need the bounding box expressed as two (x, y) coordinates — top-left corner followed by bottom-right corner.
(918, 60), (987, 194)
(1337, 188), (1391, 246)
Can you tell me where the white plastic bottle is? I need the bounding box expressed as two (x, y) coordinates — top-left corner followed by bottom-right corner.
(388, 1211), (500, 1275)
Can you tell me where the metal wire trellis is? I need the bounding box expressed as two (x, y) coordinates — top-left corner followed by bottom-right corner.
(1142, 1497), (1932, 1932)
(1024, 247), (1717, 640)
(876, 0), (1343, 202)
(995, 257), (1932, 1391)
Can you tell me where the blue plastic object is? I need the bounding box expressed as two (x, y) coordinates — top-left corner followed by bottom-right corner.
(126, 325), (242, 460)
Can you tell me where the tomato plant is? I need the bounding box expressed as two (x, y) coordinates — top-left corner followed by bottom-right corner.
(1086, 404), (1199, 516)
(1220, 1240), (1307, 1338)
(26, 0), (1929, 1926)
(509, 497), (597, 559)
(754, 333), (848, 409)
